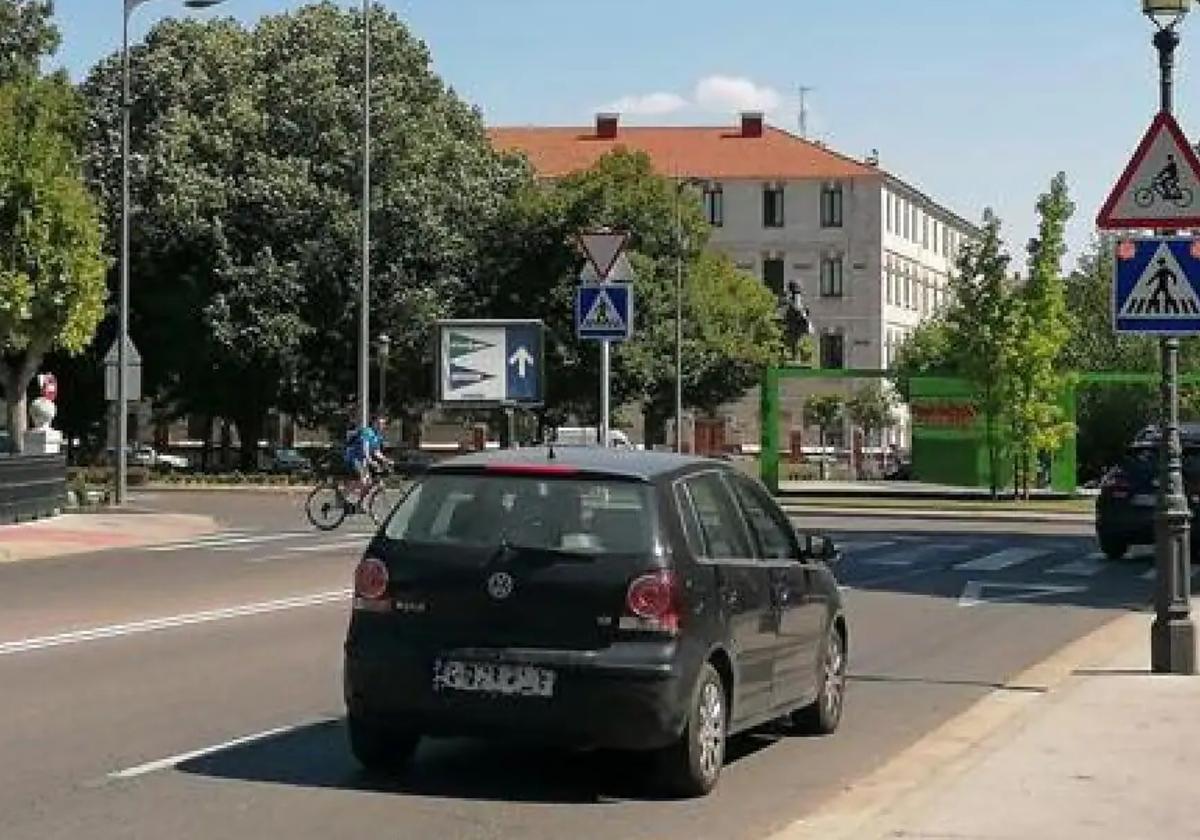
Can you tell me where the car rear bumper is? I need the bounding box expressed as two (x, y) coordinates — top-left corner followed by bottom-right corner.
(1096, 498), (1200, 547)
(343, 638), (692, 751)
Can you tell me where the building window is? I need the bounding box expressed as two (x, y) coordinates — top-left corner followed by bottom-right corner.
(902, 200), (910, 240)
(885, 261), (893, 305)
(885, 193), (892, 233)
(904, 266), (912, 309)
(820, 333), (845, 369)
(922, 214), (929, 249)
(911, 206), (918, 243)
(820, 255), (844, 297)
(763, 184), (785, 228)
(821, 182), (844, 228)
(762, 257), (785, 299)
(704, 184), (724, 227)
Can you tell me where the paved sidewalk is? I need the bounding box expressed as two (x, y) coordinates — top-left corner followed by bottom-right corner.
(0, 512), (218, 563)
(775, 606), (1200, 840)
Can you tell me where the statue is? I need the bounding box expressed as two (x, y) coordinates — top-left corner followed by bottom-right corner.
(25, 374), (63, 455)
(783, 280), (813, 362)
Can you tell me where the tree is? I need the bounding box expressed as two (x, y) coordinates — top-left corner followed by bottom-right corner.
(0, 1), (58, 84)
(80, 3), (526, 465)
(1008, 173), (1075, 497)
(944, 210), (1017, 498)
(803, 394), (844, 480)
(847, 382), (897, 475)
(891, 315), (957, 401)
(0, 74), (107, 450)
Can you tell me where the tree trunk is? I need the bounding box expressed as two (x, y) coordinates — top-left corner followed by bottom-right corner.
(200, 414), (214, 473)
(985, 386), (997, 500)
(818, 429), (827, 481)
(2, 355), (40, 454)
(643, 403), (668, 451)
(234, 411), (264, 472)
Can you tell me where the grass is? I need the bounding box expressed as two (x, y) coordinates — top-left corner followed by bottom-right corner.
(783, 496), (1096, 515)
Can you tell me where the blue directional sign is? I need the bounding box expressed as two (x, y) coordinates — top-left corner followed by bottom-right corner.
(576, 283), (634, 341)
(1114, 237), (1200, 335)
(438, 320), (544, 406)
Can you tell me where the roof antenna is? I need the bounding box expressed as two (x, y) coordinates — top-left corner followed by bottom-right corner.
(798, 85), (814, 140)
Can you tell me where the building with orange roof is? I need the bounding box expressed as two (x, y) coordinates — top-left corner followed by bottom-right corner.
(491, 112), (980, 457)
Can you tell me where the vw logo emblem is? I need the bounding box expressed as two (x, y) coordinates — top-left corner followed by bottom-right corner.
(486, 571), (515, 601)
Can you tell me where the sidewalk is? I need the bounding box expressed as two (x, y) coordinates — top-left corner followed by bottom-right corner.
(0, 512), (218, 563)
(774, 607), (1200, 840)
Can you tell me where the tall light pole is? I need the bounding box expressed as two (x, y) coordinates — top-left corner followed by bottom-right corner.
(376, 333), (390, 416)
(359, 0), (372, 429)
(674, 176), (705, 453)
(1143, 0), (1196, 675)
(119, 0), (225, 505)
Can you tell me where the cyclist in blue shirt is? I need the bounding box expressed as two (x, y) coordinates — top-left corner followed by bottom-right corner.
(344, 415), (391, 505)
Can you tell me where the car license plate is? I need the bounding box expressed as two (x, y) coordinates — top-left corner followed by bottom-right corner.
(1132, 493), (1157, 507)
(432, 660), (555, 698)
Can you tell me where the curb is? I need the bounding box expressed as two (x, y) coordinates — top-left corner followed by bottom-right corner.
(765, 608), (1147, 840)
(779, 504), (1093, 524)
(143, 484), (315, 494)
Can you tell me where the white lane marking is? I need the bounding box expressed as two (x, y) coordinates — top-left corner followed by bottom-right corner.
(1047, 559), (1106, 577)
(142, 531), (252, 550)
(157, 533), (312, 552)
(288, 540), (367, 554)
(840, 540), (895, 553)
(0, 590), (351, 657)
(109, 717), (336, 779)
(1140, 566), (1200, 580)
(859, 543), (973, 567)
(958, 581), (1086, 607)
(955, 547), (1049, 572)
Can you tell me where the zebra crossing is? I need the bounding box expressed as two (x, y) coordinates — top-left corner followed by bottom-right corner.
(146, 528), (370, 558)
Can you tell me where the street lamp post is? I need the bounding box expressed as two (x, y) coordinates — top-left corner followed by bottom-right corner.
(376, 334), (390, 416)
(1143, 0), (1196, 675)
(674, 177), (705, 453)
(119, 0), (225, 505)
(359, 0), (372, 430)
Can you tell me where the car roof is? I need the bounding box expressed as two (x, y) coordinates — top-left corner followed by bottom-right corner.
(430, 446), (729, 482)
(1133, 423), (1200, 446)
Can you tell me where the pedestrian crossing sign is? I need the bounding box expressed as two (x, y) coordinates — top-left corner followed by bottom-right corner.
(1114, 237), (1200, 335)
(576, 283), (634, 341)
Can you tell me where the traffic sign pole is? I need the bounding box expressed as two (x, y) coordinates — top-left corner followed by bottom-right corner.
(577, 231), (635, 449)
(600, 341), (611, 449)
(1151, 21), (1195, 675)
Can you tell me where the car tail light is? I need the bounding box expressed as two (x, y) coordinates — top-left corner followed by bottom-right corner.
(484, 464), (579, 476)
(624, 571), (681, 634)
(353, 557), (389, 610)
(1101, 470), (1132, 499)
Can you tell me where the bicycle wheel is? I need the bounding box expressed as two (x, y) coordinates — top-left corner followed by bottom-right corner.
(367, 484), (396, 526)
(1175, 187), (1195, 208)
(1134, 186), (1155, 208)
(307, 483), (348, 531)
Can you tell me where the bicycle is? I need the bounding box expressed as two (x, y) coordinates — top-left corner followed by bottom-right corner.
(305, 463), (397, 531)
(1134, 180), (1194, 209)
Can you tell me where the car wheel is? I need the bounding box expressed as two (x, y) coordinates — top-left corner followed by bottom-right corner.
(792, 621), (847, 736)
(347, 714), (420, 774)
(655, 662), (726, 798)
(1099, 537), (1128, 561)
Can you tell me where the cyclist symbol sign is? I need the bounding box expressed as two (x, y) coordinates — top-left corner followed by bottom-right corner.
(1113, 237), (1200, 335)
(1098, 111), (1200, 230)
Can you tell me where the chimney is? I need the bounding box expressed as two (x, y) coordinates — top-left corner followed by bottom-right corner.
(595, 112), (619, 139)
(740, 111), (764, 138)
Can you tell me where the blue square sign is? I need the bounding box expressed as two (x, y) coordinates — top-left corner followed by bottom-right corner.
(576, 283), (634, 341)
(1114, 237), (1200, 335)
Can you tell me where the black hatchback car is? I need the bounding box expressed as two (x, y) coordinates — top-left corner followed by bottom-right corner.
(1096, 424), (1200, 560)
(343, 448), (847, 796)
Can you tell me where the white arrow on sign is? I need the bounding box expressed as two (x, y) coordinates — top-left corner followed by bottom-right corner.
(508, 345), (534, 379)
(958, 581), (1086, 608)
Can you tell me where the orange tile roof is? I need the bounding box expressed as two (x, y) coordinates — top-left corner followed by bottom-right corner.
(488, 124), (879, 181)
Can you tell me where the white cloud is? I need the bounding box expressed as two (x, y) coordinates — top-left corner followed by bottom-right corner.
(599, 91), (688, 116)
(693, 75), (783, 115)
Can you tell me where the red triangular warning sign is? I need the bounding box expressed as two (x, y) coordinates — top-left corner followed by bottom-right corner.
(1098, 111), (1200, 230)
(578, 230), (629, 281)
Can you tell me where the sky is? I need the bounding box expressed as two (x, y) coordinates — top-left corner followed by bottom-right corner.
(48, 0), (1200, 266)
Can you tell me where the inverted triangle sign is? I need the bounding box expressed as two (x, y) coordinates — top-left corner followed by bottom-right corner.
(579, 231), (629, 280)
(1098, 111), (1200, 230)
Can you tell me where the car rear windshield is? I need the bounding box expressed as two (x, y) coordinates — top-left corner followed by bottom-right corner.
(383, 473), (656, 555)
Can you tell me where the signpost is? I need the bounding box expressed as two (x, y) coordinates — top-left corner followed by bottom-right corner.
(1097, 3), (1197, 674)
(575, 231), (636, 448)
(104, 336), (142, 502)
(436, 320), (544, 425)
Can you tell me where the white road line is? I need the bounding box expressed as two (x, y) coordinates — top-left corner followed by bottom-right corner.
(955, 547), (1049, 572)
(958, 581), (1086, 608)
(859, 543), (973, 567)
(0, 590), (351, 657)
(152, 532), (312, 552)
(841, 540), (895, 553)
(109, 717), (335, 780)
(288, 540), (367, 553)
(1140, 566), (1200, 580)
(1047, 558), (1106, 577)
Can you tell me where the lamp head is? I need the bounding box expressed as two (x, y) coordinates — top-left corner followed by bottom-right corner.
(1144, 0), (1191, 28)
(184, 0), (226, 7)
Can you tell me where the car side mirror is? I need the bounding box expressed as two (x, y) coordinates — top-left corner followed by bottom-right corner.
(799, 531), (841, 565)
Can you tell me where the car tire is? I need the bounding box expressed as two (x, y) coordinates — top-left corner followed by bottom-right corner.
(792, 621), (847, 736)
(1099, 537), (1128, 562)
(655, 662), (726, 798)
(347, 714), (420, 774)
